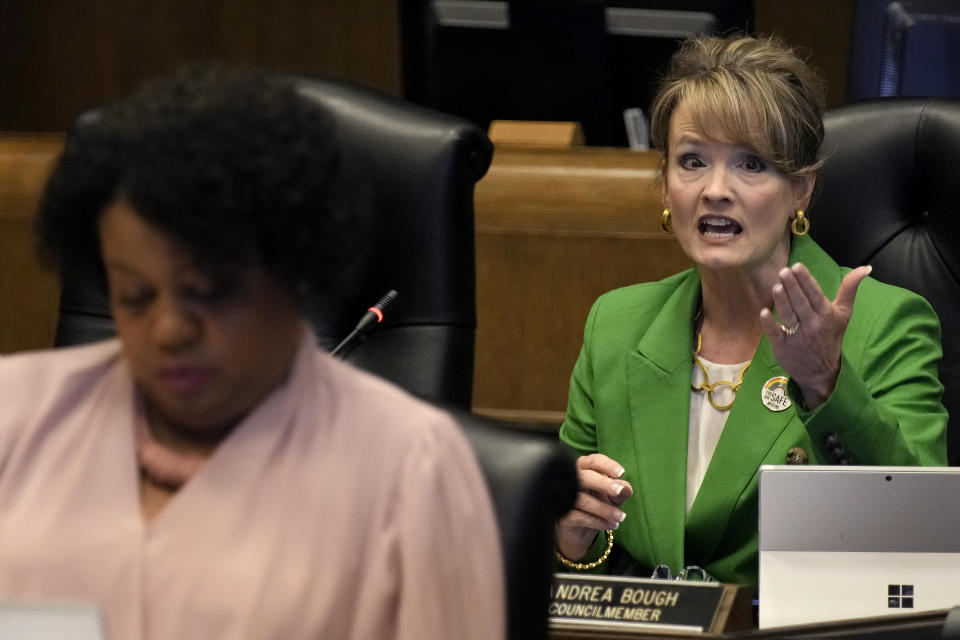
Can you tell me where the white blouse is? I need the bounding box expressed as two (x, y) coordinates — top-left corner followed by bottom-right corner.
(686, 354), (750, 514)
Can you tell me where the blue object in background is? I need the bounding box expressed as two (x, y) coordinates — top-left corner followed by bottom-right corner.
(850, 0), (960, 100)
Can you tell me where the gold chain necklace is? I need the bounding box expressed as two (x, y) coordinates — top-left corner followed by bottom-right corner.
(691, 324), (752, 412)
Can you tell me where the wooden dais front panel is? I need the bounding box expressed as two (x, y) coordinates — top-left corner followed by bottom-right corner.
(0, 135), (63, 353)
(473, 146), (691, 426)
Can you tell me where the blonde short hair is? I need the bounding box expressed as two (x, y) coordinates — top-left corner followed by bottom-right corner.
(649, 35), (826, 180)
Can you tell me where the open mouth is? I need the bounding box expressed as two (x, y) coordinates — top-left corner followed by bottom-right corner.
(698, 215), (743, 238)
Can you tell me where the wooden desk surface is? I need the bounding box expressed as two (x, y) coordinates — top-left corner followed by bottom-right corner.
(476, 145), (661, 235)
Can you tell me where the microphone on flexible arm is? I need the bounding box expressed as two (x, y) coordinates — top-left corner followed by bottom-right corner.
(330, 289), (399, 359)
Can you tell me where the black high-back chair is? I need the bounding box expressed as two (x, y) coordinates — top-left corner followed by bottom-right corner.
(810, 97), (960, 465)
(55, 76), (487, 409)
(51, 76), (576, 640)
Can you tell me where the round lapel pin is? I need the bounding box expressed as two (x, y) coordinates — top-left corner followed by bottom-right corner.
(762, 376), (792, 412)
(786, 446), (808, 465)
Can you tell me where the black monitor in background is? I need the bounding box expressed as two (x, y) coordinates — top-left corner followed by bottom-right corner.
(400, 0), (753, 147)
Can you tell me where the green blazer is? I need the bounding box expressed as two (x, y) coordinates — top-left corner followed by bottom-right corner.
(560, 235), (947, 589)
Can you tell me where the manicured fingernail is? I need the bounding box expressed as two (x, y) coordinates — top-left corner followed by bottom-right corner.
(792, 263), (804, 273)
(779, 267), (791, 278)
(866, 265), (873, 275)
(773, 283), (784, 294)
(612, 521), (620, 530)
(617, 510), (627, 523)
(611, 483), (624, 496)
(615, 466), (625, 478)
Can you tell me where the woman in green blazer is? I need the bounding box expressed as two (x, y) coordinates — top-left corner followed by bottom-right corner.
(555, 35), (948, 590)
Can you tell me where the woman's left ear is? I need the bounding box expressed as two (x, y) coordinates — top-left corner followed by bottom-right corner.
(794, 174), (816, 209)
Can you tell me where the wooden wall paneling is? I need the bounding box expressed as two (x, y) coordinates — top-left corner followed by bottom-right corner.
(210, 0), (401, 90)
(753, 0), (855, 106)
(0, 135), (63, 353)
(473, 146), (691, 425)
(0, 0), (401, 132)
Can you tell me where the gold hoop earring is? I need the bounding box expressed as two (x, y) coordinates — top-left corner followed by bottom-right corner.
(660, 208), (673, 234)
(791, 209), (810, 236)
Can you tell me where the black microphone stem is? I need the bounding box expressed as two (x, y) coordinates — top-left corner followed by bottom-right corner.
(330, 289), (399, 359)
(331, 329), (362, 358)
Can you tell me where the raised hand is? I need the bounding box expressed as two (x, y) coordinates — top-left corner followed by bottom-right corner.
(759, 262), (872, 410)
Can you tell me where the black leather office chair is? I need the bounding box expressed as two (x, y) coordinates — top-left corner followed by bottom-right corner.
(455, 411), (576, 640)
(51, 76), (577, 640)
(810, 97), (960, 466)
(56, 76), (486, 409)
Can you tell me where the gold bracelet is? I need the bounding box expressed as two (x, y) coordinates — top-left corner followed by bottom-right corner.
(555, 530), (615, 570)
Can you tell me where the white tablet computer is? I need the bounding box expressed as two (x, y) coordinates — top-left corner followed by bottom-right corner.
(0, 602), (105, 639)
(758, 465), (960, 629)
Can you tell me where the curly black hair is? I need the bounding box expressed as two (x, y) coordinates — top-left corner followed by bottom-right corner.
(36, 65), (359, 306)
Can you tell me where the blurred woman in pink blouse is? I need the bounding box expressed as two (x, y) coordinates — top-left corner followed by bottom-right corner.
(0, 67), (503, 640)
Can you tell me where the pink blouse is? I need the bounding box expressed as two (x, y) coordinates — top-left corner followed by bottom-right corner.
(0, 334), (504, 639)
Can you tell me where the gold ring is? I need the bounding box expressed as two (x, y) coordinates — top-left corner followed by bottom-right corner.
(780, 322), (800, 336)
